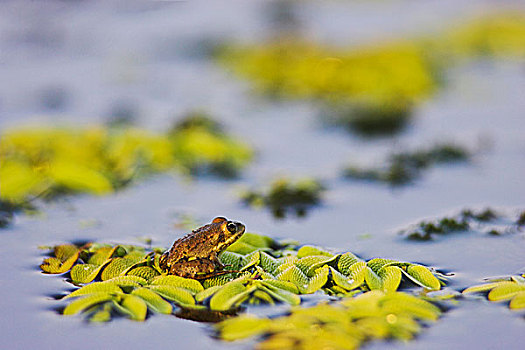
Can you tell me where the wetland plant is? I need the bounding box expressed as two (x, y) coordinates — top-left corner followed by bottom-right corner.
(344, 143), (470, 186)
(463, 274), (525, 311)
(240, 178), (325, 218)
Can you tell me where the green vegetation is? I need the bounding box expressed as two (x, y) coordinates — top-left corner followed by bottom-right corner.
(241, 178), (325, 218)
(344, 143), (470, 186)
(0, 114), (253, 217)
(463, 274), (525, 310)
(217, 291), (442, 348)
(398, 208), (524, 241)
(40, 232), (442, 322)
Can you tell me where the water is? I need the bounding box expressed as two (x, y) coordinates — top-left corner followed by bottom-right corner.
(0, 0), (524, 349)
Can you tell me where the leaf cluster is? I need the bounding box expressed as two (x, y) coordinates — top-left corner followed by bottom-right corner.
(0, 114), (253, 214)
(240, 178), (325, 219)
(463, 274), (525, 310)
(344, 143), (469, 187)
(216, 290), (442, 348)
(398, 208), (522, 241)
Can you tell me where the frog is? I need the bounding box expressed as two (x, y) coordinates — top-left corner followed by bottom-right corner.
(159, 217), (245, 279)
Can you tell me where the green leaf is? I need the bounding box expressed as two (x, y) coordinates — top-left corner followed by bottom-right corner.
(40, 244), (80, 274)
(381, 293), (441, 321)
(277, 265), (309, 292)
(116, 294), (148, 321)
(216, 315), (271, 341)
(209, 281), (250, 311)
(367, 258), (397, 274)
(337, 252), (362, 275)
(63, 293), (114, 315)
(295, 255), (333, 276)
(70, 262), (109, 284)
(218, 251), (244, 270)
(126, 266), (160, 282)
(104, 275), (148, 288)
(462, 281), (505, 294)
(329, 267), (362, 291)
(150, 275), (204, 294)
(64, 281), (123, 299)
(297, 245), (333, 258)
(259, 283), (301, 305)
(241, 251), (261, 271)
(234, 232), (274, 249)
(256, 266), (277, 280)
(259, 252), (280, 274)
(88, 246), (116, 265)
(147, 285), (195, 306)
(101, 252), (146, 280)
(378, 266), (402, 292)
(402, 265), (441, 291)
(305, 265), (330, 293)
(488, 282), (525, 301)
(195, 285), (223, 302)
(131, 287), (173, 314)
(365, 267), (383, 290)
(509, 291), (525, 309)
(261, 279), (299, 294)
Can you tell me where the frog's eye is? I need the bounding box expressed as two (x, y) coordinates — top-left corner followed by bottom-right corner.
(226, 222), (237, 233)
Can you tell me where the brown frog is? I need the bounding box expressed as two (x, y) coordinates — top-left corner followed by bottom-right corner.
(159, 217), (245, 279)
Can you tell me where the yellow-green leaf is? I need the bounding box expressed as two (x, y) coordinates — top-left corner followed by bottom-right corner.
(150, 275), (204, 294)
(305, 265), (330, 294)
(70, 262), (109, 284)
(40, 244), (80, 274)
(488, 283), (525, 301)
(209, 281), (250, 311)
(195, 285), (223, 302)
(365, 267), (383, 290)
(64, 281), (123, 299)
(404, 265), (441, 291)
(63, 293), (114, 315)
(241, 251), (260, 271)
(338, 252), (362, 275)
(277, 265), (309, 292)
(297, 245), (333, 258)
(329, 267), (362, 291)
(126, 266), (160, 282)
(260, 284), (301, 306)
(509, 291), (525, 309)
(378, 266), (402, 292)
(131, 287), (173, 314)
(216, 315), (271, 341)
(147, 285), (195, 306)
(117, 294), (147, 321)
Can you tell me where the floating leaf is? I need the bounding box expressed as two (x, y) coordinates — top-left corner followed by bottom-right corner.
(509, 292), (525, 309)
(462, 282), (504, 294)
(115, 294), (147, 321)
(297, 245), (333, 258)
(218, 251), (244, 270)
(209, 281), (250, 311)
(70, 262), (109, 284)
(131, 287), (173, 314)
(488, 283), (525, 301)
(330, 267), (361, 291)
(256, 266), (277, 280)
(63, 293), (114, 316)
(365, 267), (383, 290)
(195, 286), (223, 302)
(216, 315), (271, 341)
(260, 283), (301, 305)
(147, 285), (195, 306)
(105, 275), (148, 288)
(305, 265), (330, 293)
(367, 258), (397, 274)
(259, 252), (280, 274)
(64, 281), (123, 299)
(150, 275), (204, 294)
(338, 252), (362, 275)
(240, 251), (260, 271)
(126, 266), (160, 282)
(100, 252), (146, 281)
(88, 246), (116, 265)
(40, 244), (79, 274)
(380, 293), (441, 321)
(277, 265), (309, 292)
(403, 265), (441, 290)
(261, 279), (299, 294)
(378, 266), (402, 292)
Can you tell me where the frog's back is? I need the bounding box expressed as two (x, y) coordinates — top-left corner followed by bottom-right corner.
(166, 223), (221, 263)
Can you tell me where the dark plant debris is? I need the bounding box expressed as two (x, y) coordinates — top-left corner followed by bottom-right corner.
(399, 208), (523, 241)
(344, 143), (470, 186)
(241, 178), (325, 219)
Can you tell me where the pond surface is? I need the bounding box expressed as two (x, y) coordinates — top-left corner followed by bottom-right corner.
(1, 0), (524, 349)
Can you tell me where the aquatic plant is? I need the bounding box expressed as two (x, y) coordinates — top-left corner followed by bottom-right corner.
(217, 40), (436, 136)
(344, 143), (470, 186)
(216, 290), (442, 348)
(463, 274), (525, 310)
(40, 232), (442, 322)
(0, 114), (253, 217)
(240, 178), (325, 218)
(399, 208), (522, 241)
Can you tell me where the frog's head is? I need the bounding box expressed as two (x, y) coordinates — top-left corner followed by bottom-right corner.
(212, 216), (245, 251)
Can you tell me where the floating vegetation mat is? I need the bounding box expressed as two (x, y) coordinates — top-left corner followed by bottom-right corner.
(240, 178), (325, 219)
(217, 12), (525, 137)
(0, 114), (253, 218)
(40, 232), (443, 326)
(398, 208), (524, 241)
(344, 143), (470, 187)
(463, 274), (525, 311)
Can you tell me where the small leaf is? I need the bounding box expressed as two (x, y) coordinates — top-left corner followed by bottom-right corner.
(117, 294), (148, 321)
(195, 285), (223, 302)
(216, 315), (271, 341)
(381, 293), (441, 321)
(378, 266), (402, 292)
(63, 293), (114, 315)
(104, 275), (148, 288)
(261, 279), (299, 294)
(337, 252), (362, 275)
(297, 245), (332, 258)
(488, 283), (525, 301)
(40, 244), (80, 274)
(70, 262), (110, 284)
(403, 265), (441, 291)
(101, 252), (146, 280)
(88, 246), (116, 265)
(131, 287), (173, 314)
(240, 251), (260, 271)
(256, 266), (276, 280)
(367, 258), (397, 274)
(462, 282), (505, 294)
(64, 281), (123, 299)
(259, 252), (280, 274)
(365, 267), (383, 290)
(219, 251), (244, 270)
(209, 281), (250, 311)
(329, 267), (362, 291)
(277, 265), (309, 292)
(305, 265), (329, 293)
(147, 285), (195, 306)
(509, 291), (525, 309)
(150, 275), (204, 294)
(126, 266), (160, 282)
(260, 283), (301, 305)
